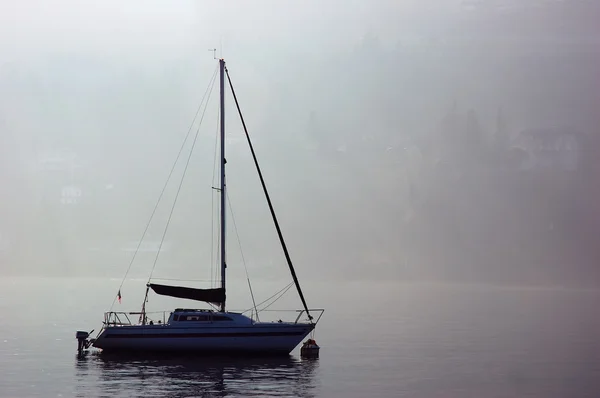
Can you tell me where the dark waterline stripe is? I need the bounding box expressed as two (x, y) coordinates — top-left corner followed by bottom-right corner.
(104, 331), (307, 339)
(106, 325), (313, 331)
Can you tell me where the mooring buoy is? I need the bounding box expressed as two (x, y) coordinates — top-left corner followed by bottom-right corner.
(300, 338), (320, 358)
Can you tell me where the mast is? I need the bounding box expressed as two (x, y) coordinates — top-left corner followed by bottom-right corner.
(219, 58), (226, 312)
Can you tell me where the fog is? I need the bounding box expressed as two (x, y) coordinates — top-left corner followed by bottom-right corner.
(1, 0), (600, 287)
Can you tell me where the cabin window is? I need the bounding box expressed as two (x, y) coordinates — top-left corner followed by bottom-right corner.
(182, 315), (209, 321)
(213, 315), (233, 321)
(173, 315), (179, 321)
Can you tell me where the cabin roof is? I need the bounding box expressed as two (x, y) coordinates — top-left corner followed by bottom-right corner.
(173, 308), (213, 313)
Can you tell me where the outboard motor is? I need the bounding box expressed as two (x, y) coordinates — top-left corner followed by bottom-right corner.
(76, 330), (93, 355)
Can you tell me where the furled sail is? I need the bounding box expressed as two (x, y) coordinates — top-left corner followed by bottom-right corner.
(149, 283), (225, 306)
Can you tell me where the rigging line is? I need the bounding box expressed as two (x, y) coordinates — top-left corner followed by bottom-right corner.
(225, 67), (313, 320)
(147, 69), (219, 283)
(226, 191), (259, 321)
(257, 283), (294, 313)
(108, 64), (219, 312)
(242, 282), (293, 314)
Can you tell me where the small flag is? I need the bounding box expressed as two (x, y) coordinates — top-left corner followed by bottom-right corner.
(117, 290), (122, 304)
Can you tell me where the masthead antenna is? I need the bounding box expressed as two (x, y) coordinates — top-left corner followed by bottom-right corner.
(209, 48), (217, 59)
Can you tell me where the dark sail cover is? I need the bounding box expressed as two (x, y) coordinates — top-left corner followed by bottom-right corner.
(149, 284), (225, 305)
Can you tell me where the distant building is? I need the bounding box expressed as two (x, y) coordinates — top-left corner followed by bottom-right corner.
(512, 128), (582, 171)
(61, 185), (82, 205)
(37, 148), (81, 173)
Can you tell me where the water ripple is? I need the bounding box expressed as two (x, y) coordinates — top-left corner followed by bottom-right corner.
(74, 353), (320, 398)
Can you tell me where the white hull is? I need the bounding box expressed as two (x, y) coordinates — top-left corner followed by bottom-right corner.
(93, 322), (314, 355)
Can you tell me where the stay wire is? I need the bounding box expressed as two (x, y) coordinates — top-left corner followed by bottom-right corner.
(257, 283), (294, 313)
(147, 70), (218, 283)
(109, 64), (219, 312)
(225, 66), (312, 320)
(242, 282), (293, 315)
(226, 191), (259, 320)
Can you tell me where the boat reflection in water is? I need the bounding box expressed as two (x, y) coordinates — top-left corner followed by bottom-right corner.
(75, 352), (320, 397)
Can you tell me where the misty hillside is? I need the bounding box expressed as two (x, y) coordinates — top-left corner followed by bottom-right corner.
(1, 1), (599, 287)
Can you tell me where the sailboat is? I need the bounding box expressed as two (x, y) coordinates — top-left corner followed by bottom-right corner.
(79, 59), (323, 355)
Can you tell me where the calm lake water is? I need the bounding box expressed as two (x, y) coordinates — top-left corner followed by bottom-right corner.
(0, 277), (599, 397)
